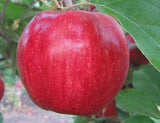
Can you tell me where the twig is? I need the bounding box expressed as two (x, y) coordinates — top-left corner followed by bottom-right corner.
(0, 0), (10, 24)
(61, 2), (94, 11)
(0, 30), (17, 44)
(40, 0), (55, 10)
(63, 0), (73, 7)
(41, 0), (94, 11)
(53, 0), (62, 9)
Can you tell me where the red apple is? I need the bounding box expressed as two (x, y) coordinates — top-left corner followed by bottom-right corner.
(85, 0), (96, 12)
(95, 110), (103, 118)
(95, 100), (118, 118)
(104, 100), (118, 117)
(126, 34), (149, 65)
(17, 10), (129, 115)
(86, 5), (96, 12)
(0, 78), (4, 101)
(90, 5), (96, 11)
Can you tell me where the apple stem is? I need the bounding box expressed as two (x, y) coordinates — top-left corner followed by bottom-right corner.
(41, 0), (94, 11)
(61, 2), (94, 11)
(53, 0), (63, 9)
(63, 0), (73, 7)
(128, 42), (137, 50)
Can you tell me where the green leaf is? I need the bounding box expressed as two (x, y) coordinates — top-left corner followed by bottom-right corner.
(0, 37), (9, 53)
(19, 9), (40, 20)
(0, 112), (3, 123)
(73, 116), (91, 123)
(152, 118), (160, 123)
(117, 108), (130, 120)
(125, 115), (154, 123)
(2, 68), (16, 85)
(133, 65), (160, 105)
(18, 0), (30, 5)
(0, 1), (28, 20)
(124, 63), (139, 86)
(73, 116), (106, 123)
(90, 0), (160, 71)
(115, 89), (160, 119)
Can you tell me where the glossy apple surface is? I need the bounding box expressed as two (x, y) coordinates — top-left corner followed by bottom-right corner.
(0, 78), (4, 100)
(126, 34), (149, 65)
(17, 10), (129, 115)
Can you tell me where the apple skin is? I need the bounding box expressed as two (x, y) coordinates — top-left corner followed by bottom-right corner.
(90, 5), (96, 11)
(0, 78), (4, 101)
(126, 34), (149, 65)
(95, 100), (118, 118)
(17, 10), (129, 115)
(85, 5), (96, 12)
(86, 0), (96, 11)
(104, 100), (118, 117)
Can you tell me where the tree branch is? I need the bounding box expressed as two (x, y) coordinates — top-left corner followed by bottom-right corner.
(0, 0), (10, 24)
(0, 30), (17, 44)
(63, 0), (72, 7)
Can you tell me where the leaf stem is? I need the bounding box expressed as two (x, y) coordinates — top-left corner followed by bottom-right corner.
(40, 0), (56, 10)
